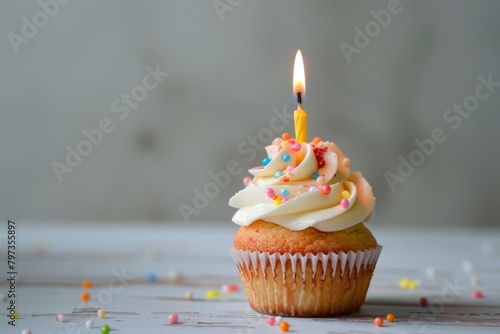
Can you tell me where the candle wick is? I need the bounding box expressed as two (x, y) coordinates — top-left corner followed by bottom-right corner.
(297, 92), (302, 105)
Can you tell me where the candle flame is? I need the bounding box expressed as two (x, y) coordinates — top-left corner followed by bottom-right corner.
(293, 49), (305, 97)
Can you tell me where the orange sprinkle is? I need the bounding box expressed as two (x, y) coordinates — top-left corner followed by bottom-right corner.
(282, 132), (291, 140)
(81, 279), (93, 289)
(312, 137), (322, 144)
(279, 321), (290, 332)
(374, 317), (383, 327)
(81, 292), (90, 302)
(386, 313), (395, 322)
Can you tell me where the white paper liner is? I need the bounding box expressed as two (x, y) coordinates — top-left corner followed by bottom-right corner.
(230, 245), (382, 281)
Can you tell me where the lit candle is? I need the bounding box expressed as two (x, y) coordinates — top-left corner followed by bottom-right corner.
(293, 49), (307, 143)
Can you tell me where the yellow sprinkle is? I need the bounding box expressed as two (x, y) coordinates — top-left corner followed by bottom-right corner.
(408, 281), (418, 290)
(341, 190), (350, 199)
(205, 290), (221, 299)
(399, 278), (410, 289)
(281, 141), (287, 147)
(273, 198), (282, 206)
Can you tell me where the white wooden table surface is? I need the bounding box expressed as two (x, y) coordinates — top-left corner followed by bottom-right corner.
(1, 222), (499, 334)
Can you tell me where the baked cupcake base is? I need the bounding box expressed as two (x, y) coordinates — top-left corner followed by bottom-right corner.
(231, 246), (382, 317)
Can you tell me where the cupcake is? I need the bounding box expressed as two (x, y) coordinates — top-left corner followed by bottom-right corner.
(229, 135), (381, 316)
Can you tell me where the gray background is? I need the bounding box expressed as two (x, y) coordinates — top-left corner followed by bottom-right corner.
(1, 0), (499, 227)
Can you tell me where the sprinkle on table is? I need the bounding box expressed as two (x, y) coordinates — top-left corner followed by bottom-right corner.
(86, 320), (94, 328)
(81, 279), (93, 289)
(374, 317), (384, 327)
(420, 297), (428, 307)
(279, 321), (290, 332)
(168, 313), (179, 324)
(97, 308), (106, 319)
(55, 313), (65, 322)
(101, 324), (110, 334)
(386, 313), (395, 322)
(267, 316), (275, 325)
(81, 291), (90, 302)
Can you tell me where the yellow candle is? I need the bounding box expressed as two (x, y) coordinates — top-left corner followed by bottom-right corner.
(293, 50), (307, 143)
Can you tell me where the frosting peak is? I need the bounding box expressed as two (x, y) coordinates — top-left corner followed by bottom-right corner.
(229, 137), (375, 232)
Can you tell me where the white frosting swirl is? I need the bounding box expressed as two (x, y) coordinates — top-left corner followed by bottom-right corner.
(229, 139), (375, 232)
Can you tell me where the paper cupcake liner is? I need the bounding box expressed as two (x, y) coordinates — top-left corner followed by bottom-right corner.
(230, 245), (382, 281)
(230, 245), (382, 316)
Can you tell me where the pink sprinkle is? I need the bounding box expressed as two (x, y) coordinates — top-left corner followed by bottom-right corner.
(470, 291), (483, 299)
(243, 177), (252, 186)
(267, 316), (275, 326)
(320, 185), (331, 195)
(420, 297), (428, 307)
(285, 166), (294, 173)
(168, 313), (179, 324)
(291, 143), (302, 151)
(281, 198), (288, 203)
(223, 284), (239, 292)
(340, 198), (349, 208)
(266, 188), (275, 199)
(273, 138), (283, 146)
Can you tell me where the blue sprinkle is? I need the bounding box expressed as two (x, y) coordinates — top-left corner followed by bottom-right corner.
(282, 154), (291, 162)
(281, 189), (289, 197)
(147, 273), (157, 282)
(262, 157), (271, 166)
(274, 170), (283, 179)
(312, 172), (319, 179)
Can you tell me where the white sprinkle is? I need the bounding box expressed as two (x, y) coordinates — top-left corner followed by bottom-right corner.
(86, 320), (94, 328)
(275, 316), (283, 324)
(185, 290), (194, 300)
(168, 270), (181, 282)
(56, 313), (65, 322)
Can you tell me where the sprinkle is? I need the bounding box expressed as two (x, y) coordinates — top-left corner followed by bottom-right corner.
(147, 272), (157, 282)
(267, 316), (275, 325)
(274, 170), (283, 179)
(374, 317), (384, 327)
(275, 316), (283, 324)
(55, 314), (65, 322)
(81, 279), (93, 289)
(281, 141), (287, 147)
(311, 172), (319, 179)
(81, 292), (90, 302)
(97, 309), (106, 319)
(279, 321), (290, 332)
(273, 198), (282, 206)
(420, 297), (428, 307)
(469, 290), (483, 299)
(243, 176), (252, 186)
(205, 290), (221, 299)
(21, 330), (32, 334)
(282, 132), (291, 140)
(470, 276), (479, 285)
(281, 189), (289, 197)
(185, 290), (194, 300)
(312, 137), (322, 144)
(399, 278), (410, 288)
(285, 166), (294, 173)
(282, 154), (291, 162)
(101, 324), (110, 334)
(340, 198), (349, 208)
(281, 198), (288, 203)
(386, 313), (395, 322)
(168, 313), (179, 324)
(320, 185), (331, 195)
(408, 280), (418, 290)
(262, 157), (271, 166)
(341, 190), (350, 199)
(86, 320), (94, 328)
(266, 188), (276, 199)
(222, 284), (239, 292)
(291, 143), (301, 151)
(462, 260), (473, 274)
